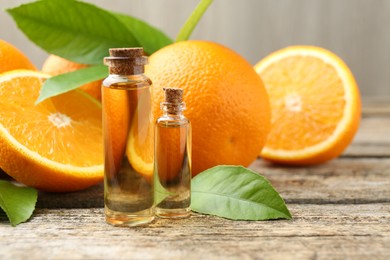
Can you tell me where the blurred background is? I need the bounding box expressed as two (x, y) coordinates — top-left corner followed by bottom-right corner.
(1, 0), (389, 101)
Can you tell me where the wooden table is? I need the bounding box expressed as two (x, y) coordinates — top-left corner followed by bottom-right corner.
(1, 99), (389, 259)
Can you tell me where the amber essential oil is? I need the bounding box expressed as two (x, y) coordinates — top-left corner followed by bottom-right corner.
(102, 48), (154, 226)
(155, 88), (192, 218)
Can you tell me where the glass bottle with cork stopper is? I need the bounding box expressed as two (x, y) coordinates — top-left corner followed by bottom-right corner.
(102, 47), (154, 226)
(155, 87), (192, 218)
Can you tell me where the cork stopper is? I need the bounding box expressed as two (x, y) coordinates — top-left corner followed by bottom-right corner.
(109, 48), (144, 58)
(162, 87), (185, 114)
(104, 47), (147, 75)
(163, 87), (183, 104)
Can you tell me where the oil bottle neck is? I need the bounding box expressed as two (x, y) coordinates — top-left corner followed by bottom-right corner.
(108, 66), (144, 75)
(161, 102), (186, 117)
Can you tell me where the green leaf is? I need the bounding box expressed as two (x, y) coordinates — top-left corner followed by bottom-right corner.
(154, 174), (173, 206)
(176, 0), (214, 42)
(0, 180), (38, 226)
(191, 166), (292, 220)
(7, 0), (139, 64)
(37, 64), (107, 103)
(113, 13), (173, 55)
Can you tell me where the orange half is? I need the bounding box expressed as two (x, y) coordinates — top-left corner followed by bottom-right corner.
(254, 46), (361, 165)
(0, 70), (103, 191)
(126, 88), (154, 181)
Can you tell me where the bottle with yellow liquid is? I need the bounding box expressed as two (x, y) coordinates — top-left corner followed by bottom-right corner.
(102, 48), (154, 226)
(154, 88), (192, 218)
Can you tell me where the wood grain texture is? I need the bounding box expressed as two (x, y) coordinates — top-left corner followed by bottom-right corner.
(1, 204), (389, 259)
(252, 158), (390, 204)
(35, 157), (390, 209)
(1, 101), (389, 259)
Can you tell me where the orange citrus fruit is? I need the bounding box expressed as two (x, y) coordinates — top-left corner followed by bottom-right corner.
(145, 40), (271, 176)
(0, 39), (36, 73)
(126, 88), (154, 181)
(0, 70), (103, 192)
(42, 54), (102, 100)
(254, 46), (361, 165)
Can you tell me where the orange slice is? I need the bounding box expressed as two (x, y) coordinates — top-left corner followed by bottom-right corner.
(126, 88), (154, 180)
(0, 70), (103, 192)
(254, 46), (361, 165)
(127, 123), (154, 180)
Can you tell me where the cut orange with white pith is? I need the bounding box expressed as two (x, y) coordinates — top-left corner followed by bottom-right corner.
(0, 70), (103, 192)
(254, 46), (361, 165)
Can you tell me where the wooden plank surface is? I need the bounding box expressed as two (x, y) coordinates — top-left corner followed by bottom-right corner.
(344, 116), (390, 157)
(36, 157), (390, 209)
(1, 100), (389, 259)
(1, 204), (389, 259)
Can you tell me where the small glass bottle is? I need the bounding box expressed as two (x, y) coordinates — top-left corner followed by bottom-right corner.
(102, 48), (154, 226)
(154, 87), (192, 218)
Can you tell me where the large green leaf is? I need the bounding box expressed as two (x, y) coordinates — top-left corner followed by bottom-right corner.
(191, 166), (292, 220)
(0, 180), (38, 226)
(7, 0), (211, 100)
(37, 65), (107, 103)
(7, 0), (139, 64)
(113, 13), (172, 55)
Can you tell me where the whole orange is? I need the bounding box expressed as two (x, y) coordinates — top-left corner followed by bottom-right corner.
(42, 55), (102, 100)
(0, 39), (36, 73)
(146, 40), (271, 176)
